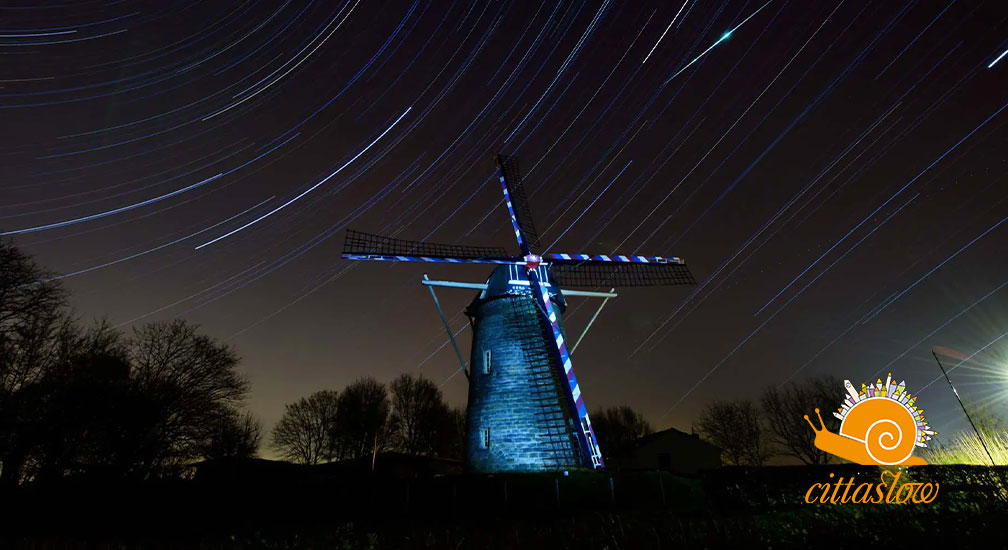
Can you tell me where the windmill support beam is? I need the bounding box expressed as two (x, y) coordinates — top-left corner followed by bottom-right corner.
(421, 278), (618, 298)
(343, 153), (694, 472)
(422, 278), (616, 358)
(423, 274), (469, 382)
(570, 288), (615, 354)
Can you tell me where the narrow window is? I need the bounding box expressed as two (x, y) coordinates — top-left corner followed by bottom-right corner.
(483, 349), (492, 375)
(480, 427), (491, 449)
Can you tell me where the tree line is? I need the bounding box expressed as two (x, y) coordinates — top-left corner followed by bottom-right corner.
(271, 374), (465, 464)
(0, 240), (475, 484)
(0, 237), (852, 483)
(0, 241), (260, 485)
(694, 375), (842, 466)
(590, 405), (654, 464)
(577, 393), (842, 468)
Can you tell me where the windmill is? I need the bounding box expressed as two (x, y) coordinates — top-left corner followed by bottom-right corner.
(343, 155), (695, 472)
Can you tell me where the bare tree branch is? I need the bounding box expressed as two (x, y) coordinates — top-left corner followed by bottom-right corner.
(760, 376), (840, 464)
(590, 405), (653, 463)
(696, 400), (768, 466)
(271, 390), (338, 464)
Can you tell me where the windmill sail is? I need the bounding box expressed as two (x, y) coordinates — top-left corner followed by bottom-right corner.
(506, 290), (585, 468)
(495, 154), (540, 253)
(343, 229), (511, 263)
(342, 153), (696, 472)
(524, 266), (603, 467)
(492, 155), (604, 467)
(549, 260), (696, 287)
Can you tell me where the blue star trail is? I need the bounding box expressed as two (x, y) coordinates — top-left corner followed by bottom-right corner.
(2, 0), (1005, 441)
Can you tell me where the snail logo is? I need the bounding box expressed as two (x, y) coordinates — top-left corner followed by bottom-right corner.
(804, 374), (936, 466)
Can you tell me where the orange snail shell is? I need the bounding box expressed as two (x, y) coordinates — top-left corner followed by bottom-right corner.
(840, 398), (922, 465)
(808, 398), (926, 465)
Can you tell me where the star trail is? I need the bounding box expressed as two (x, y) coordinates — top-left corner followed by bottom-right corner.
(2, 1), (1007, 448)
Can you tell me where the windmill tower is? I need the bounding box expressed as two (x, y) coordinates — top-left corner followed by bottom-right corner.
(343, 155), (695, 472)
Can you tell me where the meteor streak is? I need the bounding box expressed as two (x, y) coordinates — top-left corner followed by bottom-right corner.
(661, 0), (771, 86)
(989, 47), (1008, 68)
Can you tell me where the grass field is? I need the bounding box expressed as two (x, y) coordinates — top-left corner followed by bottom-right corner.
(3, 463), (1007, 548)
(922, 426), (1008, 465)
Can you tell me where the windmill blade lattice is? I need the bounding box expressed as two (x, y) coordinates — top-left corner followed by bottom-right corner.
(341, 153), (696, 472)
(491, 155), (605, 468)
(495, 154), (540, 253)
(524, 266), (603, 467)
(548, 260), (696, 287)
(343, 229), (512, 263)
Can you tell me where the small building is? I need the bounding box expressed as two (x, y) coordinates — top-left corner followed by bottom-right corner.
(608, 427), (721, 474)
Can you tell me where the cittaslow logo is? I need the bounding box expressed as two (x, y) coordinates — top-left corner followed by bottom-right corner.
(804, 374), (935, 466)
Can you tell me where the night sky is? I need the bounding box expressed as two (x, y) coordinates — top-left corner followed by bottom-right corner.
(3, 1), (1007, 453)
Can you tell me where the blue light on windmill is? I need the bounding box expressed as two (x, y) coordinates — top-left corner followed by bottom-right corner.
(465, 265), (580, 472)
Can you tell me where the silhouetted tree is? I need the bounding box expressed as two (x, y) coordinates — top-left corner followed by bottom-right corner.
(0, 240), (70, 484)
(590, 405), (653, 463)
(271, 390), (339, 464)
(696, 400), (768, 466)
(332, 378), (389, 460)
(199, 409), (263, 460)
(24, 330), (132, 482)
(388, 374), (452, 456)
(439, 407), (466, 460)
(761, 376), (840, 464)
(127, 320), (250, 476)
(0, 241), (259, 483)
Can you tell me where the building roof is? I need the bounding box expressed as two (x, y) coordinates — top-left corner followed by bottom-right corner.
(629, 426), (721, 453)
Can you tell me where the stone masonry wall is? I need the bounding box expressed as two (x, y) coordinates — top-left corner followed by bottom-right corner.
(465, 293), (582, 472)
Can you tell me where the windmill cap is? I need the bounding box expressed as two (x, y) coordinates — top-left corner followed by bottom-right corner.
(469, 265), (566, 310)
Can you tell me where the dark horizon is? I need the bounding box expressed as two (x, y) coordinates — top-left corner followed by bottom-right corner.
(3, 0), (1007, 453)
